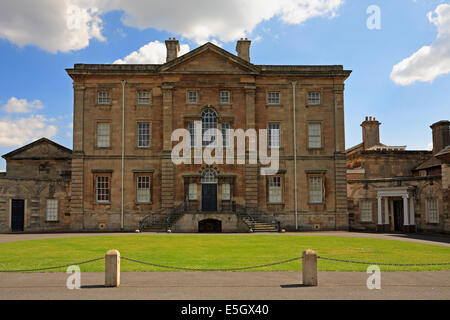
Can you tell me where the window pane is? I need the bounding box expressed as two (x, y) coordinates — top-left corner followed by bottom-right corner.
(98, 91), (110, 104)
(187, 91), (198, 104)
(202, 109), (217, 146)
(46, 199), (58, 221)
(138, 91), (151, 104)
(427, 199), (439, 223)
(308, 124), (321, 148)
(138, 123), (150, 147)
(267, 92), (280, 104)
(360, 200), (372, 222)
(308, 92), (321, 105)
(96, 176), (110, 202)
(189, 184), (197, 200)
(222, 183), (231, 200)
(137, 176), (151, 203)
(268, 177), (282, 203)
(220, 91), (230, 104)
(309, 177), (322, 203)
(222, 123), (230, 147)
(268, 123), (280, 148)
(97, 123), (110, 147)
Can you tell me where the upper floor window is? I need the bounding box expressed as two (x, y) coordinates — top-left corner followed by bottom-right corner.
(219, 91), (231, 104)
(308, 92), (321, 105)
(96, 175), (110, 203)
(267, 92), (280, 105)
(187, 91), (198, 104)
(202, 109), (218, 146)
(97, 123), (110, 148)
(268, 176), (282, 203)
(360, 200), (372, 222)
(46, 199), (58, 221)
(188, 122), (196, 147)
(426, 198), (439, 223)
(268, 123), (280, 148)
(308, 123), (322, 149)
(137, 91), (151, 105)
(136, 176), (151, 203)
(222, 123), (230, 147)
(98, 91), (110, 104)
(309, 176), (323, 204)
(137, 123), (151, 148)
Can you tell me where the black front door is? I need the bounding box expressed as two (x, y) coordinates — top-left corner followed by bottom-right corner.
(393, 200), (404, 232)
(11, 199), (24, 232)
(202, 184), (217, 212)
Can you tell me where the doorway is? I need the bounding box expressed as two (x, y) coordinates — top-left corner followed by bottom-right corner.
(201, 169), (218, 212)
(198, 219), (222, 233)
(11, 199), (24, 232)
(393, 199), (404, 232)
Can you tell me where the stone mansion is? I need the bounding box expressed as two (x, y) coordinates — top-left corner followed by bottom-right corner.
(0, 38), (448, 234)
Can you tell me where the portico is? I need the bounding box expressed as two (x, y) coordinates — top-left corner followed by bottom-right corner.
(375, 186), (416, 233)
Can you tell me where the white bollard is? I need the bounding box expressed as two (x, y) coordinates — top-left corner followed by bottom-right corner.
(302, 249), (318, 286)
(105, 249), (120, 287)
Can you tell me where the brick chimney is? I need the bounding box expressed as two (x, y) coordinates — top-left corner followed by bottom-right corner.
(236, 38), (251, 62)
(361, 116), (381, 150)
(165, 38), (180, 62)
(430, 120), (450, 154)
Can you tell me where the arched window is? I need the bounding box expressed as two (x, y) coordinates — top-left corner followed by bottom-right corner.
(201, 168), (218, 184)
(201, 109), (217, 146)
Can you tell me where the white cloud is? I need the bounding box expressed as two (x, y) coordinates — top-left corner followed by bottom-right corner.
(2, 97), (44, 113)
(0, 115), (58, 147)
(114, 41), (190, 64)
(426, 141), (433, 151)
(0, 0), (344, 52)
(391, 4), (450, 85)
(0, 0), (105, 53)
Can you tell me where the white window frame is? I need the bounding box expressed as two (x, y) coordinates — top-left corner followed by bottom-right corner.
(308, 123), (322, 149)
(46, 199), (58, 222)
(137, 91), (151, 105)
(187, 91), (198, 104)
(188, 183), (197, 200)
(219, 91), (231, 104)
(426, 198), (439, 223)
(308, 92), (321, 105)
(267, 92), (280, 105)
(98, 91), (110, 104)
(96, 176), (110, 203)
(268, 123), (281, 148)
(97, 123), (110, 148)
(360, 200), (372, 222)
(309, 176), (323, 204)
(136, 176), (151, 203)
(137, 122), (151, 148)
(268, 176), (282, 204)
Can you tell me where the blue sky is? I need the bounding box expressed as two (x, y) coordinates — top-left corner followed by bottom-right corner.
(0, 0), (449, 170)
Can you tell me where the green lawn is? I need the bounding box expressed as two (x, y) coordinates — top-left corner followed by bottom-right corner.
(0, 235), (449, 272)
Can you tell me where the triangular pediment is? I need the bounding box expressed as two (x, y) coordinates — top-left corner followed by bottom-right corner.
(2, 138), (72, 160)
(159, 42), (260, 74)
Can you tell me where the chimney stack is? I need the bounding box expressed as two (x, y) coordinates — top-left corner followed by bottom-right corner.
(165, 38), (180, 62)
(236, 38), (251, 62)
(361, 116), (381, 150)
(430, 120), (450, 154)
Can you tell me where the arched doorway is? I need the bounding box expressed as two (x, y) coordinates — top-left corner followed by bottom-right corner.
(202, 168), (217, 212)
(198, 219), (222, 233)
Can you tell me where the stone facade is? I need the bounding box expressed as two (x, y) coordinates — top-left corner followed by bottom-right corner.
(0, 138), (72, 232)
(347, 118), (450, 234)
(63, 39), (351, 232)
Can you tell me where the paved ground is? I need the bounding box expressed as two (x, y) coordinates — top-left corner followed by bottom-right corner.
(0, 271), (449, 300)
(0, 231), (449, 247)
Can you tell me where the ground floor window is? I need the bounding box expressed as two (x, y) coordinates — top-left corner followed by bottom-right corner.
(137, 176), (151, 203)
(309, 176), (323, 204)
(360, 200), (372, 222)
(189, 183), (197, 200)
(96, 175), (110, 203)
(46, 199), (58, 221)
(268, 176), (282, 203)
(222, 183), (231, 200)
(426, 198), (439, 223)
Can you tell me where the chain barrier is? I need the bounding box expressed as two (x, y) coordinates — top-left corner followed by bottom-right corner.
(121, 256), (301, 271)
(0, 257), (104, 273)
(318, 256), (450, 266)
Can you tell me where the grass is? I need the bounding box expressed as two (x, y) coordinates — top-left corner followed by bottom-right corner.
(0, 234), (449, 272)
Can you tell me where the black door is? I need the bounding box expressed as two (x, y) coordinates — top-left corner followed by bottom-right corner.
(393, 200), (404, 232)
(202, 184), (217, 212)
(11, 199), (24, 232)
